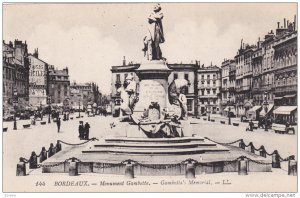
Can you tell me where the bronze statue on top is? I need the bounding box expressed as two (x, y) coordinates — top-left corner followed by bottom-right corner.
(142, 3), (165, 61)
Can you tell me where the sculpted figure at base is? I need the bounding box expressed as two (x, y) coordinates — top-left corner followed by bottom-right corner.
(168, 78), (189, 120)
(117, 74), (137, 119)
(142, 3), (165, 60)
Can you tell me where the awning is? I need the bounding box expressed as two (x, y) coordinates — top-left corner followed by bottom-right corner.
(274, 97), (283, 100)
(260, 104), (274, 116)
(284, 94), (296, 98)
(273, 106), (297, 115)
(248, 106), (262, 112)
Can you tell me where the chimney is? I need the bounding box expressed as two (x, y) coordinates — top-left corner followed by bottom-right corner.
(123, 56), (126, 66)
(277, 22), (280, 28)
(284, 18), (286, 28)
(287, 20), (289, 27)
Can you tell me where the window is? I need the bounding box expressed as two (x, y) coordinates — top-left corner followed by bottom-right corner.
(184, 73), (189, 81)
(125, 73), (128, 79)
(174, 73), (178, 80)
(207, 80), (210, 85)
(58, 91), (61, 95)
(187, 100), (193, 112)
(207, 89), (210, 94)
(213, 90), (216, 94)
(201, 90), (204, 95)
(116, 74), (120, 82)
(201, 75), (204, 80)
(64, 91), (67, 96)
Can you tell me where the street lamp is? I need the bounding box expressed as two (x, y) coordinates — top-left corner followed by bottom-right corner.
(13, 88), (18, 130)
(47, 96), (51, 123)
(40, 102), (43, 121)
(78, 99), (81, 117)
(263, 91), (269, 132)
(227, 95), (232, 125)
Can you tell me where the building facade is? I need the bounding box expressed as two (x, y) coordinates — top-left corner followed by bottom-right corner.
(220, 59), (235, 114)
(220, 16), (297, 117)
(3, 40), (29, 108)
(197, 64), (221, 115)
(70, 82), (95, 109)
(28, 50), (48, 106)
(3, 41), (15, 105)
(273, 21), (297, 106)
(48, 66), (70, 107)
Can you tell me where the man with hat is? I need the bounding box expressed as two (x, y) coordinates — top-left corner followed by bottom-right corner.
(78, 121), (84, 140)
(84, 122), (91, 140)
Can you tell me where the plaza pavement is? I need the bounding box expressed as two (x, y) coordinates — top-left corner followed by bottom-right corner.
(2, 114), (297, 192)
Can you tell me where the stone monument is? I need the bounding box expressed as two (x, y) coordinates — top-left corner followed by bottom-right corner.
(134, 4), (172, 120)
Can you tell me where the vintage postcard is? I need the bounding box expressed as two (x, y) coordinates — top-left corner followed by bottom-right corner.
(2, 2), (298, 194)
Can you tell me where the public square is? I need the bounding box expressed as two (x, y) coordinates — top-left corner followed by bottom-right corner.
(3, 113), (297, 192)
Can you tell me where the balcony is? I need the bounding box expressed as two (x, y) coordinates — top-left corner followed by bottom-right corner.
(274, 84), (297, 93)
(199, 95), (218, 99)
(221, 87), (228, 92)
(242, 85), (251, 91)
(260, 84), (273, 92)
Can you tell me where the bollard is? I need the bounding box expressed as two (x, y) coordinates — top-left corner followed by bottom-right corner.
(55, 141), (62, 153)
(39, 147), (48, 163)
(16, 158), (26, 176)
(29, 151), (38, 169)
(259, 146), (267, 158)
(238, 158), (248, 175)
(185, 162), (196, 179)
(125, 163), (134, 179)
(272, 150), (281, 168)
(288, 156), (297, 176)
(239, 140), (245, 150)
(69, 160), (79, 176)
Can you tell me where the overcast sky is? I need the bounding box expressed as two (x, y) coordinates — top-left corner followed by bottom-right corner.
(3, 3), (296, 94)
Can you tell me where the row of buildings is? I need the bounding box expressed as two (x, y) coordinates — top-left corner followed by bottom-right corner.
(3, 40), (104, 111)
(110, 16), (297, 117)
(221, 16), (297, 116)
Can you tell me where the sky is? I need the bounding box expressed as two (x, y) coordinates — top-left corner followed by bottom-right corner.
(3, 3), (297, 94)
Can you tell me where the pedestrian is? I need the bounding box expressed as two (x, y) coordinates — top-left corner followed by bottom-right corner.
(78, 121), (84, 140)
(248, 119), (254, 131)
(84, 122), (90, 140)
(56, 117), (61, 132)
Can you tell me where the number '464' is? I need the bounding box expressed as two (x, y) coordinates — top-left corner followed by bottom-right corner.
(35, 181), (45, 186)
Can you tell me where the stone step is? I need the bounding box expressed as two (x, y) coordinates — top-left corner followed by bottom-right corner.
(104, 137), (205, 144)
(94, 142), (217, 149)
(82, 147), (229, 155)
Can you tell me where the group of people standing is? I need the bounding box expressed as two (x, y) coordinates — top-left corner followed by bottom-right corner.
(78, 121), (91, 140)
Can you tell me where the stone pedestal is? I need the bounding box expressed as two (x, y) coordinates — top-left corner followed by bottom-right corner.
(134, 60), (172, 118)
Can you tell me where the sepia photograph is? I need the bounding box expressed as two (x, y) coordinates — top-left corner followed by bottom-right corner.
(1, 2), (298, 194)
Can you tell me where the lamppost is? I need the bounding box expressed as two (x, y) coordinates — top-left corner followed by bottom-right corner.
(263, 91), (269, 132)
(227, 95), (232, 125)
(40, 101), (43, 121)
(78, 99), (81, 117)
(47, 96), (51, 123)
(13, 88), (18, 130)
